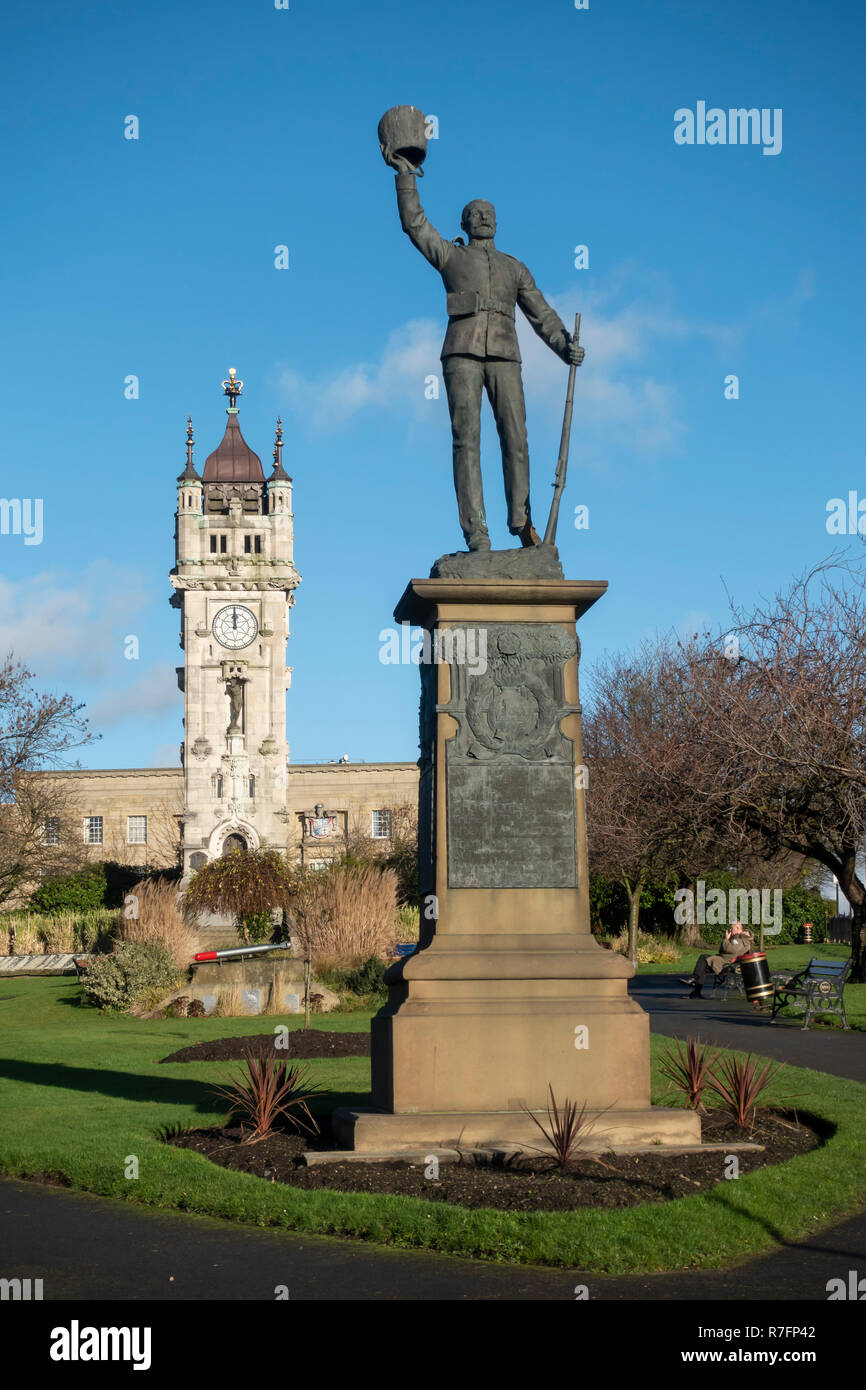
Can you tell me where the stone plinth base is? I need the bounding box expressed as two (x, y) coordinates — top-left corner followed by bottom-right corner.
(344, 575), (702, 1155)
(332, 1105), (701, 1154)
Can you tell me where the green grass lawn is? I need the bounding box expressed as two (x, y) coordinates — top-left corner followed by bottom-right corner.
(637, 942), (866, 1030)
(1, 976), (865, 1273)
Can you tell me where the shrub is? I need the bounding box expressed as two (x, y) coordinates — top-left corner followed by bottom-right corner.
(780, 885), (828, 944)
(183, 849), (292, 925)
(117, 877), (194, 968)
(321, 954), (388, 999)
(30, 866), (107, 915)
(100, 861), (149, 909)
(239, 910), (273, 945)
(607, 929), (683, 964)
(589, 873), (676, 937)
(82, 942), (184, 1014)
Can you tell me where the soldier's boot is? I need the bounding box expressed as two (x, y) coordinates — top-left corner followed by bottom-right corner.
(466, 528), (491, 552)
(517, 519), (541, 548)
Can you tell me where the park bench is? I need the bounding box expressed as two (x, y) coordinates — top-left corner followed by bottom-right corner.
(770, 957), (851, 1030)
(712, 960), (745, 1000)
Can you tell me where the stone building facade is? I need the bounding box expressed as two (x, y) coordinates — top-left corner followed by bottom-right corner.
(53, 763), (419, 873)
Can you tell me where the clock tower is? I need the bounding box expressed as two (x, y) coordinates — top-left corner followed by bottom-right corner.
(170, 371), (301, 875)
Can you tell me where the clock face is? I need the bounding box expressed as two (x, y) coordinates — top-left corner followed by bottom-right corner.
(212, 604), (258, 650)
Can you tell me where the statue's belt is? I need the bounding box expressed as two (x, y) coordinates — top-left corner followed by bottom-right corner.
(446, 291), (515, 319)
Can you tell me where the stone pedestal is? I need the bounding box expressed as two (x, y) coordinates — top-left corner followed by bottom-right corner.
(332, 576), (700, 1153)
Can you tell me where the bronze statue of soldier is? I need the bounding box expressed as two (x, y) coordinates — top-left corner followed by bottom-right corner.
(380, 114), (584, 553)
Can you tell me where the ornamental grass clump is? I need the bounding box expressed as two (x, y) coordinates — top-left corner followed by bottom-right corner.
(706, 1052), (786, 1131)
(209, 1049), (322, 1144)
(292, 862), (399, 958)
(659, 1035), (721, 1114)
(117, 877), (195, 967)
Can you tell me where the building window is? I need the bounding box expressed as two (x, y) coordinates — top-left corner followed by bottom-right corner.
(220, 534), (227, 553)
(43, 818), (60, 846)
(127, 815), (147, 845)
(84, 816), (103, 845)
(213, 774), (223, 798)
(248, 775), (255, 798)
(210, 535), (217, 553)
(254, 535), (262, 554)
(189, 852), (207, 872)
(371, 809), (392, 840)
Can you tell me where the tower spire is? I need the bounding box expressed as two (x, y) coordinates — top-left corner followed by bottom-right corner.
(177, 415), (201, 482)
(268, 416), (292, 483)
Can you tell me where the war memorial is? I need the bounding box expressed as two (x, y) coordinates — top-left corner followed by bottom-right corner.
(331, 108), (701, 1154)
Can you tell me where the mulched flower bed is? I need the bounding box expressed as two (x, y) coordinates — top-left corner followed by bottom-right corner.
(169, 1109), (821, 1213)
(161, 1031), (370, 1064)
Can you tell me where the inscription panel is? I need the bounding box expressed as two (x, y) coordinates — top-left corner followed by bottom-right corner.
(447, 755), (577, 888)
(442, 622), (580, 890)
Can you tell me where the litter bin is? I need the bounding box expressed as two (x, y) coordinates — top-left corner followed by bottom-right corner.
(739, 950), (774, 1004)
(801, 922), (813, 944)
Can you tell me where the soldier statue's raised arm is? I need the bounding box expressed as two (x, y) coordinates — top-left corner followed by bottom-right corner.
(382, 143), (584, 553)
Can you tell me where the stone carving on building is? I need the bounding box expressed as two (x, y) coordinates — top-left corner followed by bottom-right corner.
(304, 804), (338, 838)
(225, 676), (246, 734)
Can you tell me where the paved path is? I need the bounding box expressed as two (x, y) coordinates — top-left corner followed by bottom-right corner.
(4, 976), (864, 1301)
(2, 1177), (865, 1301)
(629, 974), (866, 1083)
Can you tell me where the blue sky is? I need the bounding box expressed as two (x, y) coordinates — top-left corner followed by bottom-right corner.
(1, 0), (864, 769)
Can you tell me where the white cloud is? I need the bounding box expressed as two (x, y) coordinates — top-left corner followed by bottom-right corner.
(87, 661), (179, 730)
(273, 273), (734, 456)
(278, 318), (442, 431)
(0, 561), (150, 681)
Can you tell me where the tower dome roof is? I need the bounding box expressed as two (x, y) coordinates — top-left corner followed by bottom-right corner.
(203, 412), (265, 483)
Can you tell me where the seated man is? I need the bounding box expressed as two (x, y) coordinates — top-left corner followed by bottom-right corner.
(682, 921), (755, 998)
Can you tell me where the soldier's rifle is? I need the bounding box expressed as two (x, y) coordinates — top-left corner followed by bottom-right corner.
(543, 312), (581, 547)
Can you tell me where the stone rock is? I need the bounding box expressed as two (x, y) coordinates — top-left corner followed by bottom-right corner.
(430, 544), (563, 581)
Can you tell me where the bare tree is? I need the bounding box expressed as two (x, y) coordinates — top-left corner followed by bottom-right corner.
(0, 655), (96, 908)
(583, 645), (717, 954)
(655, 557), (866, 982)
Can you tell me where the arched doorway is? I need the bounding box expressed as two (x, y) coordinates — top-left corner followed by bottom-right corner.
(222, 833), (247, 856)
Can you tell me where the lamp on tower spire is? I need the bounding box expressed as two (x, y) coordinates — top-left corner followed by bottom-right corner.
(221, 367), (243, 411)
